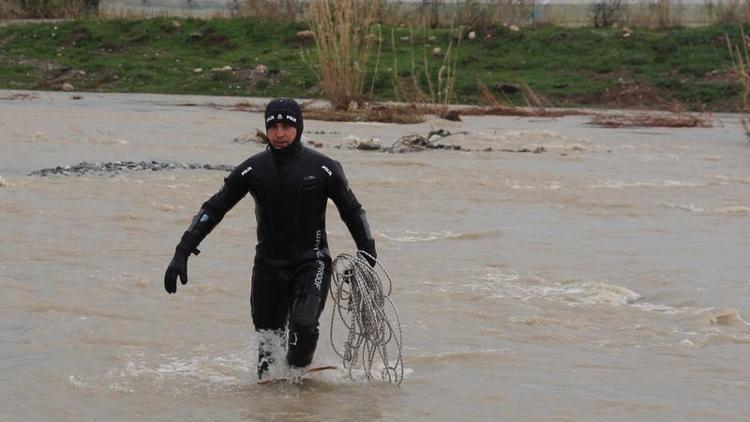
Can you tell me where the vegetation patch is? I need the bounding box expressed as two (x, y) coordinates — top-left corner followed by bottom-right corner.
(0, 18), (745, 112)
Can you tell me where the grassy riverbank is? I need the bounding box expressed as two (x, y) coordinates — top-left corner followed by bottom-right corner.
(0, 18), (743, 111)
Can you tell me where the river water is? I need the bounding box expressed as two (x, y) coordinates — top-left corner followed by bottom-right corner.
(1, 90), (749, 420)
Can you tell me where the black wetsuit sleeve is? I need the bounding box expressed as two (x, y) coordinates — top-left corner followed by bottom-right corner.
(328, 161), (376, 259)
(177, 173), (248, 254)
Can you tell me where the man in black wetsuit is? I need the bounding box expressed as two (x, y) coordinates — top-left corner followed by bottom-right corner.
(163, 98), (376, 379)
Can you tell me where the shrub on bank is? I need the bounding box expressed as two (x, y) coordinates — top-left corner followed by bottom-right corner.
(0, 0), (97, 19)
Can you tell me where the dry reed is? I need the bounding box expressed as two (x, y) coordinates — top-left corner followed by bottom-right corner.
(626, 0), (680, 28)
(725, 28), (750, 136)
(237, 0), (306, 21)
(95, 8), (155, 20)
(388, 23), (462, 119)
(464, 80), (586, 117)
(706, 0), (750, 25)
(435, 25), (461, 118)
(1, 0), (87, 18)
(307, 0), (381, 110)
(0, 0), (22, 19)
(392, 0), (531, 30)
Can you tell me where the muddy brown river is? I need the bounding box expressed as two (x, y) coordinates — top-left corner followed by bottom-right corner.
(1, 90), (749, 420)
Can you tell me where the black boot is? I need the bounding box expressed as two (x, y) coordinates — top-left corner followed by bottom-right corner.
(286, 327), (320, 368)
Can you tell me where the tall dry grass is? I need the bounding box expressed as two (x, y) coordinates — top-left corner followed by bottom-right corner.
(370, 1), (439, 28)
(307, 0), (381, 110)
(725, 28), (750, 136)
(309, 0), (531, 30)
(707, 0), (750, 24)
(591, 0), (626, 28)
(0, 0), (22, 18)
(1, 0), (88, 18)
(431, 26), (462, 117)
(489, 0), (534, 27)
(378, 5), (426, 28)
(389, 24), (462, 118)
(95, 8), (153, 19)
(467, 79), (584, 117)
(627, 0), (681, 28)
(409, 0), (531, 30)
(237, 0), (306, 20)
(452, 0), (531, 29)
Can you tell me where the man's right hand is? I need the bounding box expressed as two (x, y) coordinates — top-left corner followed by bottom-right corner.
(164, 248), (189, 294)
(358, 249), (377, 268)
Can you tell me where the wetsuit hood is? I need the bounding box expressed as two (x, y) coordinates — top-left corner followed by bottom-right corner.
(264, 98), (303, 159)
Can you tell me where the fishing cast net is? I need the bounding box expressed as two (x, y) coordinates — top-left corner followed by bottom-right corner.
(329, 251), (404, 385)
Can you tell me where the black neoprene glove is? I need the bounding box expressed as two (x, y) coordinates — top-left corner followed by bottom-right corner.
(164, 235), (199, 294)
(358, 245), (377, 268)
(164, 247), (189, 294)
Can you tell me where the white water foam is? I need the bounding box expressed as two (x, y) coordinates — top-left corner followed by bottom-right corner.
(483, 129), (594, 152)
(630, 302), (711, 316)
(98, 333), (405, 393)
(379, 230), (461, 243)
(474, 270), (728, 319)
(713, 174), (750, 184)
(97, 346), (255, 396)
(714, 206), (750, 215)
(505, 178), (536, 190)
(68, 375), (89, 389)
(590, 179), (704, 189)
(662, 203), (750, 215)
(636, 153), (681, 162)
(473, 270), (642, 306)
(662, 203), (706, 213)
(409, 348), (511, 364)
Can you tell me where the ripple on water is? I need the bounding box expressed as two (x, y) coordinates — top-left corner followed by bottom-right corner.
(379, 230), (460, 243)
(79, 335), (403, 398)
(407, 348), (511, 364)
(378, 229), (502, 243)
(714, 205), (750, 215)
(590, 179), (705, 189)
(26, 301), (142, 321)
(713, 174), (750, 184)
(469, 268), (750, 350)
(662, 203), (706, 213)
(151, 201), (184, 212)
(378, 159), (428, 167)
(470, 270), (642, 306)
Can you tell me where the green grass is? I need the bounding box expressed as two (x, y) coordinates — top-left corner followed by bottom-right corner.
(0, 18), (744, 111)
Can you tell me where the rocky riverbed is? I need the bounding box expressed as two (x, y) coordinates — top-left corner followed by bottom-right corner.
(28, 161), (235, 176)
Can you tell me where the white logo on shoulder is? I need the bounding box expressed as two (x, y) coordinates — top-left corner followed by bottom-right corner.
(241, 165), (253, 176)
(321, 165), (332, 176)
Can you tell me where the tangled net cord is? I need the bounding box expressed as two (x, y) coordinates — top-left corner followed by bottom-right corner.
(329, 251), (404, 385)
